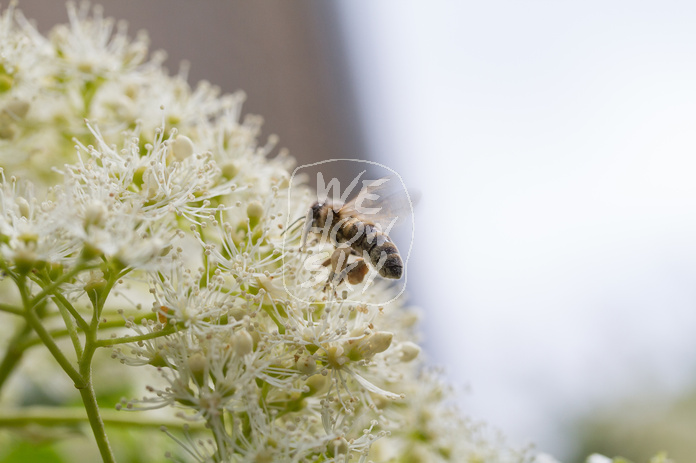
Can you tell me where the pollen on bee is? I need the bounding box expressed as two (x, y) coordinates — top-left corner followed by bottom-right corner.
(157, 305), (171, 324)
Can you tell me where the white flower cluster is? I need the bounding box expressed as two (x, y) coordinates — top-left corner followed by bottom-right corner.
(0, 3), (537, 463)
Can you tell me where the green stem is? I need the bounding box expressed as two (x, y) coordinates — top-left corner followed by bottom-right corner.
(78, 383), (117, 463)
(78, 335), (116, 463)
(16, 275), (83, 387)
(53, 294), (84, 359)
(99, 312), (157, 329)
(0, 321), (32, 394)
(261, 304), (286, 335)
(27, 272), (86, 357)
(18, 312), (158, 351)
(50, 288), (90, 332)
(95, 324), (175, 348)
(20, 274), (116, 463)
(24, 304), (84, 387)
(0, 272), (69, 395)
(29, 265), (89, 310)
(93, 275), (119, 327)
(207, 415), (227, 463)
(18, 328), (72, 350)
(0, 407), (204, 430)
(0, 303), (23, 316)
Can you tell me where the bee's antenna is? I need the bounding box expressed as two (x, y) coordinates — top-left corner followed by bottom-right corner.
(281, 216), (305, 237)
(300, 208), (314, 251)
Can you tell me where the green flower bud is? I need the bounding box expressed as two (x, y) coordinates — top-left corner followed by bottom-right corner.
(295, 354), (317, 375)
(327, 345), (348, 369)
(400, 341), (421, 362)
(0, 74), (13, 93)
(187, 352), (207, 386)
(232, 330), (253, 356)
(13, 247), (37, 274)
(84, 273), (107, 308)
(15, 198), (30, 218)
(0, 123), (14, 140)
(327, 437), (349, 457)
(171, 135), (194, 161)
(305, 374), (329, 395)
(247, 201), (264, 229)
(47, 262), (63, 280)
(4, 99), (30, 119)
(80, 242), (104, 261)
(348, 332), (393, 361)
(83, 200), (107, 229)
(148, 350), (168, 368)
(132, 165), (146, 189)
(221, 161), (239, 180)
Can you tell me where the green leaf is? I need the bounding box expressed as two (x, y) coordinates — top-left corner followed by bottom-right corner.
(0, 441), (66, 463)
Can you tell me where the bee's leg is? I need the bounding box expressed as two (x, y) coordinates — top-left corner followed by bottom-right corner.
(330, 246), (352, 271)
(323, 269), (345, 293)
(345, 259), (369, 285)
(331, 258), (368, 286)
(321, 253), (336, 292)
(331, 257), (369, 289)
(323, 246), (351, 292)
(322, 275), (333, 292)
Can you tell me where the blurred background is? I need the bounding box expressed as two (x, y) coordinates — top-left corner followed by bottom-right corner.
(16, 1), (696, 461)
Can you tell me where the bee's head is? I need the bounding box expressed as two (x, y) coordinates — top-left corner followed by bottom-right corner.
(300, 201), (329, 250)
(310, 201), (327, 227)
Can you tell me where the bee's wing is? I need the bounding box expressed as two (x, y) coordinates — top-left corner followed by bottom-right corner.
(340, 176), (416, 234)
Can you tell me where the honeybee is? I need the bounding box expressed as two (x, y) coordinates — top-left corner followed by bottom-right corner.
(299, 174), (411, 288)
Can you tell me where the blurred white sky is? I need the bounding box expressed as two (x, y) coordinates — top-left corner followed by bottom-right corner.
(336, 1), (696, 458)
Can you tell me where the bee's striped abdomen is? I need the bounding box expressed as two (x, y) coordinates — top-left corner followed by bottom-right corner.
(366, 236), (403, 279)
(330, 212), (404, 280)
